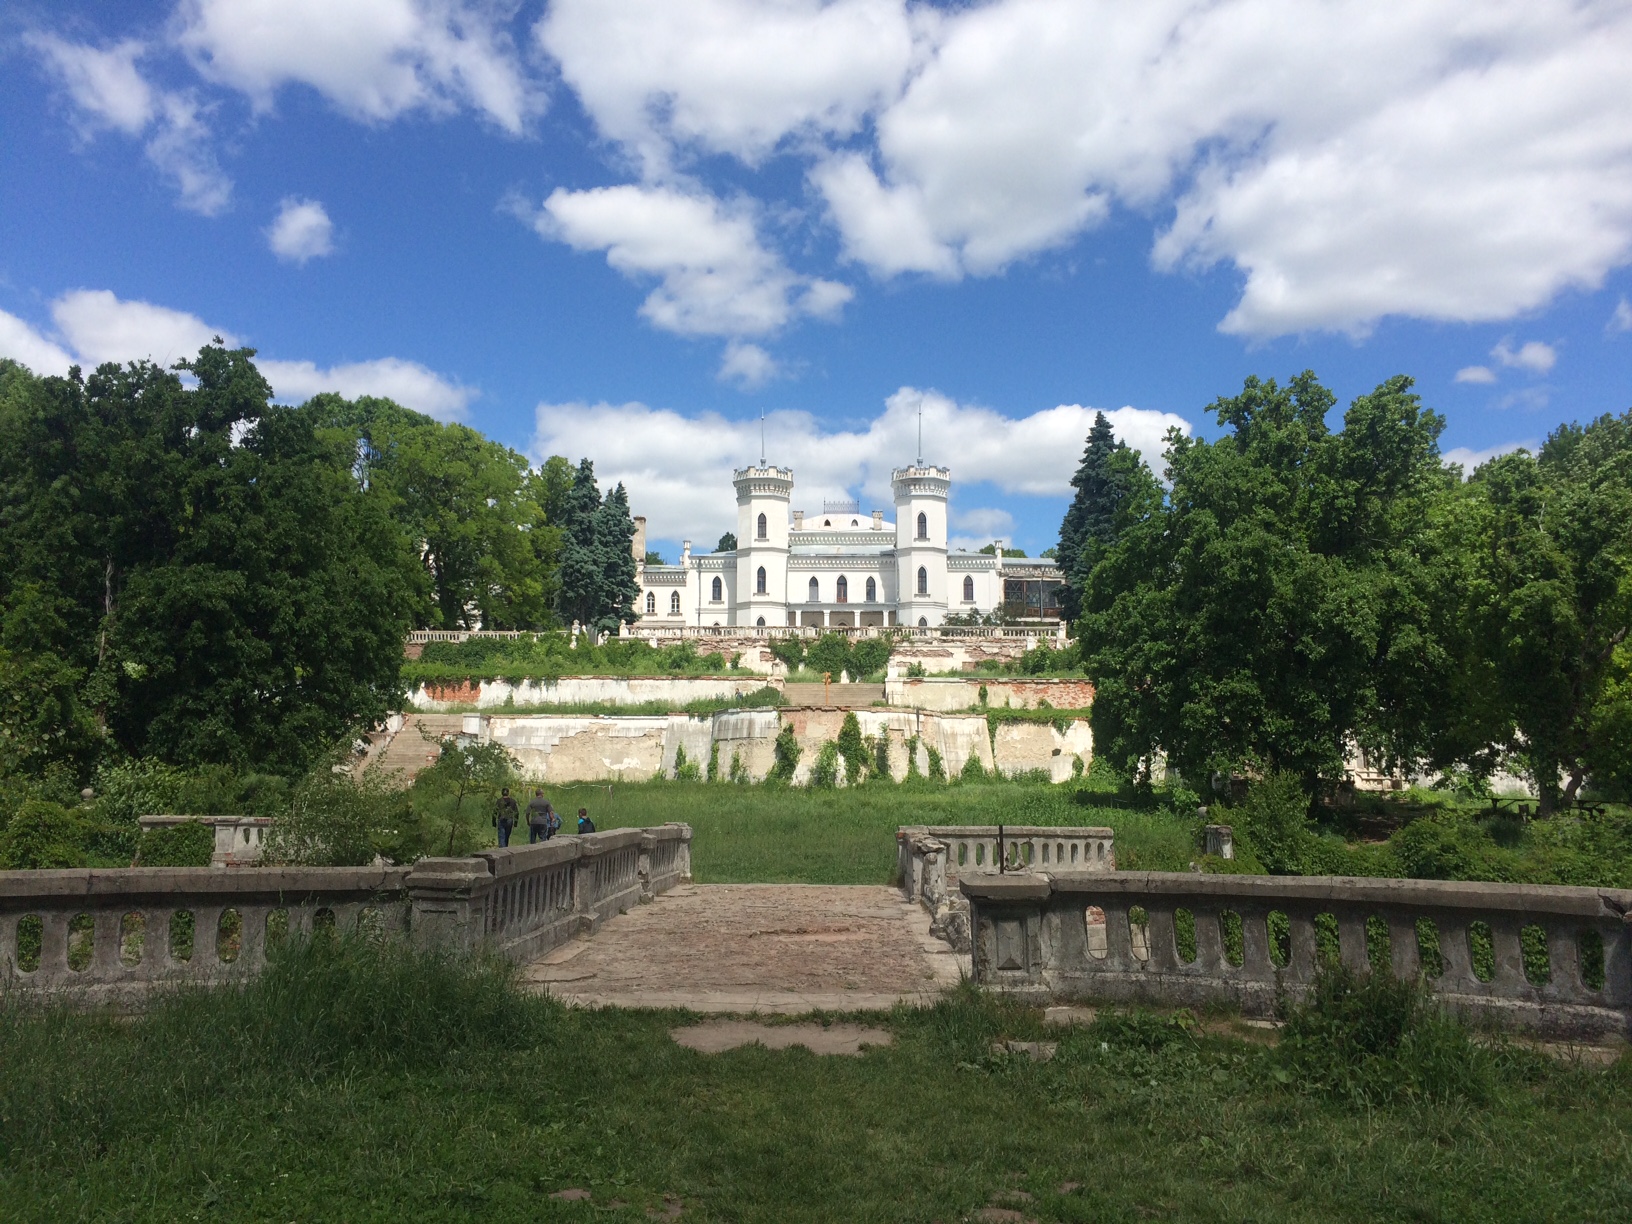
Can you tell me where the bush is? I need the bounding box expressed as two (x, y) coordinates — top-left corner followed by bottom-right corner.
(959, 752), (986, 783)
(927, 745), (947, 782)
(268, 767), (412, 866)
(768, 723), (801, 783)
(0, 800), (87, 868)
(1228, 772), (1316, 874)
(810, 741), (841, 789)
(836, 712), (867, 783)
(674, 744), (702, 782)
(873, 733), (892, 782)
(1274, 961), (1490, 1104)
(136, 820), (214, 866)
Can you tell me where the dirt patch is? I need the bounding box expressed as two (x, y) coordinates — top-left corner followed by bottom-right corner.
(671, 1019), (894, 1056)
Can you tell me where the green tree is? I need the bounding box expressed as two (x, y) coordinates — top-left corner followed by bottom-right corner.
(1057, 412), (1145, 621)
(593, 482), (641, 634)
(411, 735), (514, 857)
(836, 712), (867, 784)
(716, 532), (737, 552)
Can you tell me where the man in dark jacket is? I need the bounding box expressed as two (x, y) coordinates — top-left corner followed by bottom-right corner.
(526, 791), (554, 843)
(495, 787), (520, 847)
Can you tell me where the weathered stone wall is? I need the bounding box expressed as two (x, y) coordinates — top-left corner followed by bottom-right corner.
(990, 719), (1094, 782)
(409, 674), (783, 711)
(884, 676), (1095, 711)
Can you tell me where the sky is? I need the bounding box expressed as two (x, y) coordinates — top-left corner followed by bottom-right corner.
(3, 0), (1631, 561)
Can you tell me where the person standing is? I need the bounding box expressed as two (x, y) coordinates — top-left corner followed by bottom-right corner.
(526, 790), (553, 844)
(577, 807), (595, 835)
(495, 787), (520, 847)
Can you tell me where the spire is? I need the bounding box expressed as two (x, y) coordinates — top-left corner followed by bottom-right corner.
(760, 411), (766, 466)
(916, 403), (923, 465)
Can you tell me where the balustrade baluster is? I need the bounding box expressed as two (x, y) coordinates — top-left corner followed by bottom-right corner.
(1387, 915), (1421, 980)
(1435, 919), (1473, 985)
(1287, 912), (1317, 982)
(1336, 911), (1369, 974)
(1102, 902), (1132, 970)
(1195, 907), (1224, 972)
(1489, 917), (1526, 990)
(1242, 910), (1272, 975)
(1146, 907), (1179, 971)
(1546, 922), (1583, 999)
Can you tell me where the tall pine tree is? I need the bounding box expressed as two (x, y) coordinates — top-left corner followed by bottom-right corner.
(594, 482), (641, 634)
(557, 458), (604, 628)
(1057, 412), (1132, 621)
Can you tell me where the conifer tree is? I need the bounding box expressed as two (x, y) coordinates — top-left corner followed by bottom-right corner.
(1057, 412), (1149, 621)
(593, 481), (640, 634)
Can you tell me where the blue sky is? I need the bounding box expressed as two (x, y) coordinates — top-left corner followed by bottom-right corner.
(3, 0), (1631, 561)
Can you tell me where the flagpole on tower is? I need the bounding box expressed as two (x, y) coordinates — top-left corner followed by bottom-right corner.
(916, 404), (923, 465)
(760, 412), (766, 467)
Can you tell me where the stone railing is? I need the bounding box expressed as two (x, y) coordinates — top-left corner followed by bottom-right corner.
(0, 825), (691, 1003)
(961, 870), (1632, 1040)
(137, 815), (274, 867)
(899, 825), (1114, 950)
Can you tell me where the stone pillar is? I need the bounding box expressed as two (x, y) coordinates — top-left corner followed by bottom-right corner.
(405, 858), (494, 955)
(1203, 825), (1234, 860)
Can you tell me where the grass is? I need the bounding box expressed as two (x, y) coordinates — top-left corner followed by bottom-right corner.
(416, 687), (786, 718)
(545, 779), (1201, 883)
(3, 936), (1629, 1222)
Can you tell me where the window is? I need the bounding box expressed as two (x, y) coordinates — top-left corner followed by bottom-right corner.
(865, 577), (876, 602)
(809, 576), (819, 602)
(757, 512), (767, 540)
(918, 616), (928, 627)
(645, 592), (655, 615)
(670, 591), (681, 615)
(823, 518), (831, 526)
(851, 519), (858, 526)
(711, 576), (723, 602)
(917, 566), (928, 596)
(963, 576), (974, 602)
(836, 575), (848, 603)
(916, 511), (928, 540)
(756, 616), (766, 627)
(756, 566), (767, 594)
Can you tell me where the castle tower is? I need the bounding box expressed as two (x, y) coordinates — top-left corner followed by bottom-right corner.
(733, 465), (793, 627)
(892, 464), (949, 626)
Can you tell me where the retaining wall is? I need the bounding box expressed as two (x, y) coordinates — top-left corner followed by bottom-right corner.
(962, 870), (1632, 1040)
(884, 676), (1095, 711)
(409, 674), (784, 711)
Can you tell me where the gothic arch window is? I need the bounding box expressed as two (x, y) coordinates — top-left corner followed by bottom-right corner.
(823, 518), (831, 526)
(756, 566), (767, 594)
(809, 576), (819, 602)
(711, 576), (723, 602)
(963, 576), (974, 602)
(645, 591), (655, 615)
(865, 576), (876, 602)
(757, 512), (767, 540)
(917, 566), (928, 596)
(756, 616), (766, 627)
(850, 519), (858, 526)
(916, 512), (928, 540)
(918, 616), (928, 627)
(836, 575), (848, 603)
(669, 591), (681, 615)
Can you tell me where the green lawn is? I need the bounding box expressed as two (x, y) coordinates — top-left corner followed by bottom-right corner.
(550, 779), (1200, 883)
(3, 939), (1627, 1223)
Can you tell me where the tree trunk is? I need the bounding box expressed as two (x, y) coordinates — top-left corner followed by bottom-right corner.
(1561, 765), (1587, 805)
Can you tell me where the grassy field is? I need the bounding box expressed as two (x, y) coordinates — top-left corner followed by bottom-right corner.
(532, 779), (1199, 883)
(3, 937), (1627, 1223)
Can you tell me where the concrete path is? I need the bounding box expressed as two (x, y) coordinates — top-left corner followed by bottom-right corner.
(523, 884), (967, 1013)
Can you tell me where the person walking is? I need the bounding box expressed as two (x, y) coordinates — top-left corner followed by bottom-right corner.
(526, 790), (553, 844)
(495, 787), (520, 847)
(577, 807), (595, 835)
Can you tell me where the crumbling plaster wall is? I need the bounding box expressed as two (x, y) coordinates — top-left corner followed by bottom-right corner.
(409, 674), (782, 711)
(883, 677), (1095, 711)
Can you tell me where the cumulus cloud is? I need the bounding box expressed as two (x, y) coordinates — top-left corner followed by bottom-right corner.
(542, 0), (1632, 338)
(1610, 296), (1632, 333)
(1454, 366), (1497, 385)
(1443, 439), (1537, 476)
(176, 0), (538, 133)
(32, 34), (232, 215)
(530, 387), (1190, 543)
(1492, 338), (1558, 374)
(267, 197), (336, 264)
(528, 184), (851, 337)
(0, 290), (470, 419)
(949, 506), (1015, 553)
(717, 341), (779, 390)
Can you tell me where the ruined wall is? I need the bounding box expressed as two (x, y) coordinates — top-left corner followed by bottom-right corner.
(883, 676), (1095, 711)
(408, 674), (783, 711)
(991, 719), (1094, 782)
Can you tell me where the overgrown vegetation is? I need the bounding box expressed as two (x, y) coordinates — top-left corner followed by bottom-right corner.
(770, 631), (895, 681)
(2, 936), (1626, 1222)
(405, 633), (746, 685)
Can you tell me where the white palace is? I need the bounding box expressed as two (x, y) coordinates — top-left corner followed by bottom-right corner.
(634, 463), (1065, 629)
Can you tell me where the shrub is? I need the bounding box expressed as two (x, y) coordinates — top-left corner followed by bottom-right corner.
(768, 723), (802, 783)
(1228, 772), (1317, 874)
(873, 733), (892, 782)
(136, 820), (214, 866)
(706, 742), (720, 782)
(927, 745), (947, 782)
(270, 766), (414, 866)
(959, 752), (986, 783)
(836, 712), (867, 783)
(0, 800), (86, 868)
(810, 741), (841, 789)
(728, 751), (748, 784)
(674, 744), (702, 782)
(904, 735), (924, 782)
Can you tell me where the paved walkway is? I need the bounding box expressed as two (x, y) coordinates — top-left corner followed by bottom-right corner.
(523, 884), (967, 1013)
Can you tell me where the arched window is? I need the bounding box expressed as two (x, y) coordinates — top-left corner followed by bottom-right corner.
(918, 616), (928, 627)
(645, 591), (655, 615)
(963, 576), (974, 602)
(808, 576), (819, 602)
(756, 566), (767, 594)
(756, 616), (766, 627)
(836, 575), (848, 603)
(757, 512), (767, 540)
(865, 577), (876, 602)
(916, 511), (928, 540)
(851, 519), (858, 526)
(711, 576), (723, 602)
(917, 566), (928, 596)
(670, 591), (681, 615)
(823, 518), (831, 526)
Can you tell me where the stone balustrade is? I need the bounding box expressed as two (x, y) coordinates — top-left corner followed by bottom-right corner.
(137, 814), (274, 867)
(0, 824), (691, 1003)
(898, 825), (1115, 950)
(961, 870), (1632, 1040)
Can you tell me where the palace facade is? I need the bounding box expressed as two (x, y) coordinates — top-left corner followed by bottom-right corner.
(634, 464), (1064, 628)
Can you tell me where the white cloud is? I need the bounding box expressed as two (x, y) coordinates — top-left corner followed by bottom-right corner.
(529, 387), (1190, 543)
(267, 197), (336, 264)
(538, 0), (916, 173)
(0, 310), (76, 377)
(717, 341), (779, 390)
(950, 507), (1015, 553)
(258, 357), (473, 420)
(176, 0), (539, 133)
(530, 184), (851, 337)
(1607, 296), (1632, 333)
(1, 289), (469, 418)
(32, 35), (232, 215)
(1454, 365), (1497, 385)
(1492, 338), (1557, 374)
(1443, 439), (1536, 476)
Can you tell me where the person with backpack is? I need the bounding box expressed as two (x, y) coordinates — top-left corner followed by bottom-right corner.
(494, 787), (520, 847)
(526, 790), (554, 844)
(577, 808), (595, 835)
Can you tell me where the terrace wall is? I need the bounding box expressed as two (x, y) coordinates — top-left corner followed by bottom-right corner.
(408, 674), (783, 711)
